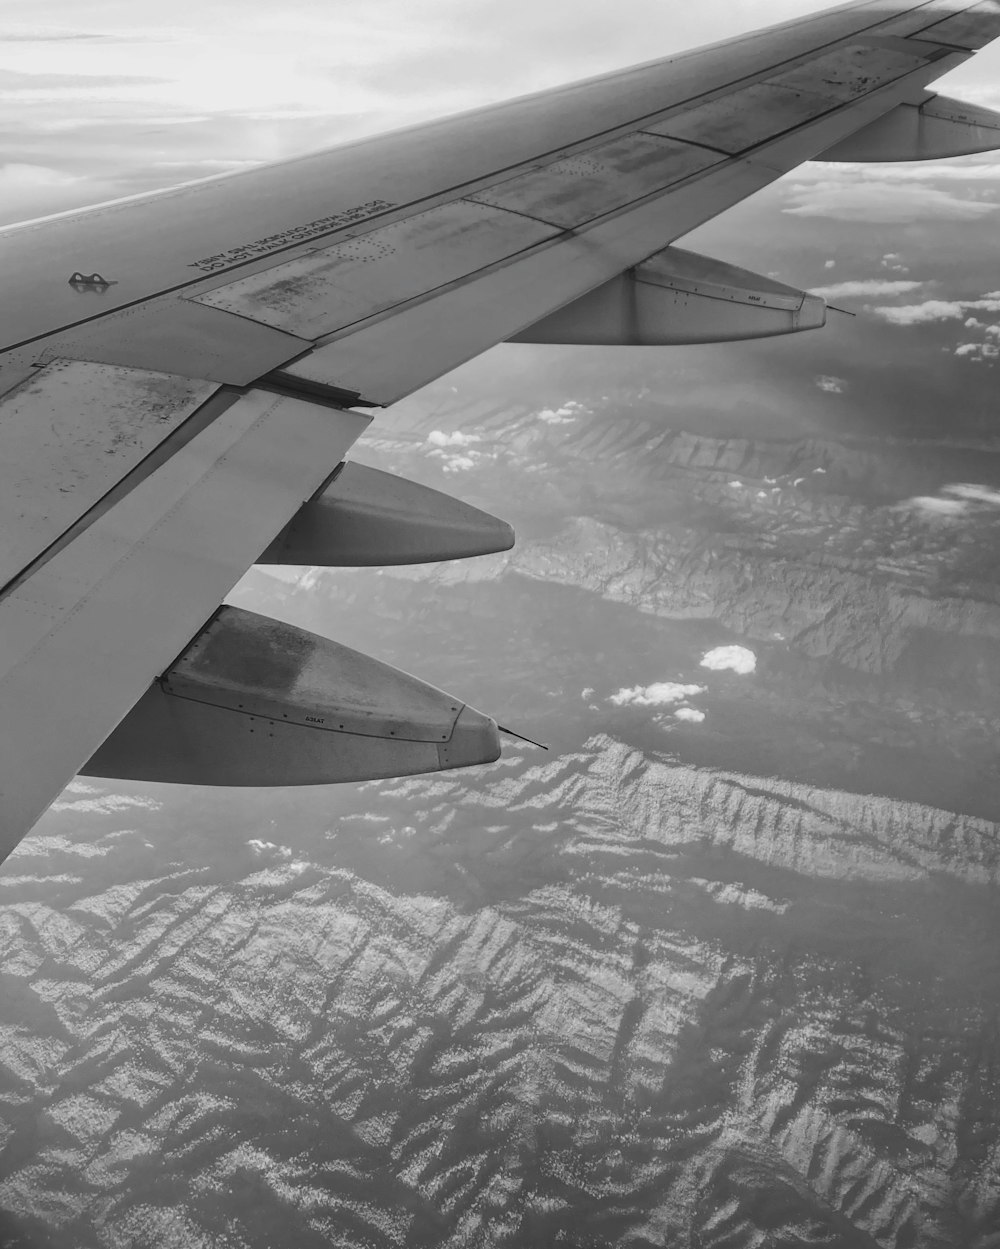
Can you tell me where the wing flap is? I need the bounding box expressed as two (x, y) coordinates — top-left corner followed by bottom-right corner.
(50, 298), (313, 386)
(0, 360), (218, 590)
(0, 390), (369, 861)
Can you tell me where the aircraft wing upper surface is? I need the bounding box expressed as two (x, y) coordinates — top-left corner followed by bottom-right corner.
(1, 0), (999, 865)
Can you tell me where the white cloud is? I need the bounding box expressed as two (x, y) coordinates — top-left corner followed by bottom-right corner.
(880, 251), (909, 274)
(953, 341), (1000, 361)
(674, 708), (706, 723)
(824, 259), (836, 269)
(701, 646), (757, 675)
(441, 453), (478, 472)
(247, 839), (292, 858)
(609, 681), (705, 708)
(783, 176), (1000, 223)
(944, 483), (1000, 506)
(812, 279), (922, 300)
(870, 298), (1000, 326)
(581, 687), (595, 700)
(538, 404), (579, 425)
(816, 375), (846, 394)
(900, 495), (967, 517)
(427, 429), (480, 447)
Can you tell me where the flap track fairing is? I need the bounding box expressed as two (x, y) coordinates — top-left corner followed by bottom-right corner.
(509, 246), (826, 346)
(83, 607), (501, 786)
(259, 461), (514, 567)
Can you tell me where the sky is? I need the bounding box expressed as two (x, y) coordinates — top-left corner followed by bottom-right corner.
(3, 0), (1000, 224)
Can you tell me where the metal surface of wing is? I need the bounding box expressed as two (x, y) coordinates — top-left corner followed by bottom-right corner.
(1, 0), (999, 863)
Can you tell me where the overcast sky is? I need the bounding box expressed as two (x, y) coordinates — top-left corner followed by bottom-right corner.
(2, 0), (1000, 223)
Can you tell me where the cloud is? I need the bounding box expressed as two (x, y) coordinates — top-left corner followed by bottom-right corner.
(674, 708), (706, 723)
(897, 483), (1000, 516)
(783, 177), (1000, 223)
(247, 839), (292, 859)
(870, 298), (1000, 326)
(440, 454), (478, 472)
(944, 483), (1000, 505)
(609, 682), (705, 708)
(823, 259), (836, 269)
(700, 646), (757, 675)
(899, 495), (967, 517)
(956, 341), (1000, 361)
(427, 429), (480, 447)
(880, 251), (909, 274)
(816, 375), (846, 394)
(538, 402), (581, 425)
(812, 279), (922, 300)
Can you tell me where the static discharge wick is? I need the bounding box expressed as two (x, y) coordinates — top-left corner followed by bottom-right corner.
(499, 725), (550, 751)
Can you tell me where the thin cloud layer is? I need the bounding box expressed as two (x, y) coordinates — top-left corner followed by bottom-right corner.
(945, 483), (1000, 505)
(6, 0), (995, 224)
(784, 179), (999, 223)
(899, 495), (967, 517)
(871, 297), (1000, 326)
(812, 280), (922, 300)
(783, 161), (1000, 224)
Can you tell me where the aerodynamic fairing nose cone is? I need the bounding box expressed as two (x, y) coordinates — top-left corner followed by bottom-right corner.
(439, 704), (502, 771)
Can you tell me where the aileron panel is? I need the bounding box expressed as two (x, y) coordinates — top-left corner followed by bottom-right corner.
(917, 0), (1000, 46)
(645, 84), (836, 154)
(766, 43), (932, 100)
(191, 201), (558, 340)
(468, 134), (722, 229)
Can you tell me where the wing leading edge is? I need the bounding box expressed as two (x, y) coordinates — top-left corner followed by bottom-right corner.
(1, 0), (999, 865)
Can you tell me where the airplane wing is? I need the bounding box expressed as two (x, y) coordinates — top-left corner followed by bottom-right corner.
(1, 0), (999, 865)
